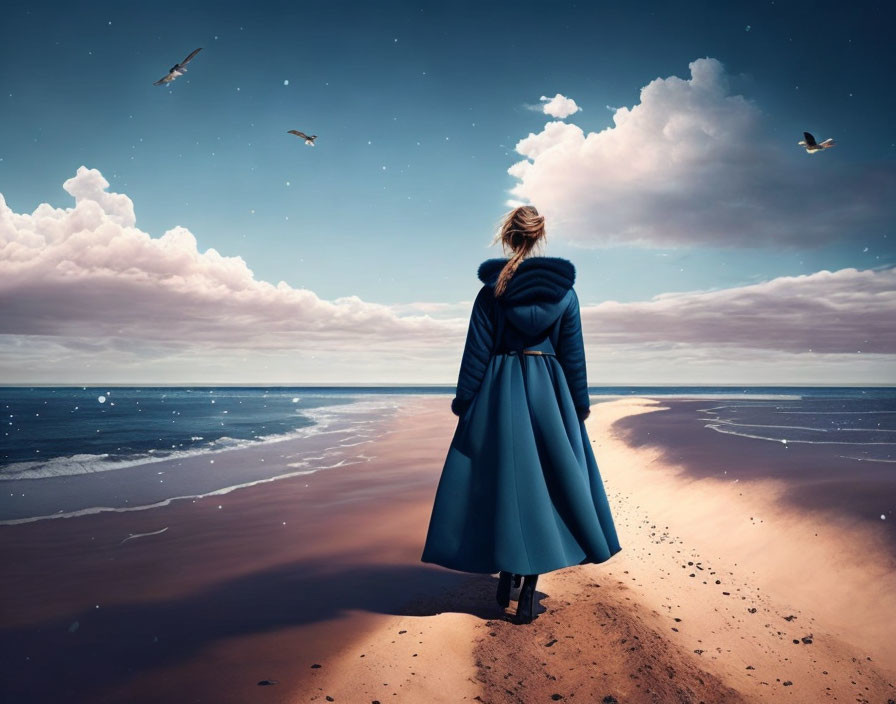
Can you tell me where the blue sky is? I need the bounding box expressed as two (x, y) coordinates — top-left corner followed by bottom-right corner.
(0, 0), (893, 384)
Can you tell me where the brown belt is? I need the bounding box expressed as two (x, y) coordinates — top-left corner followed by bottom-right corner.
(507, 350), (556, 356)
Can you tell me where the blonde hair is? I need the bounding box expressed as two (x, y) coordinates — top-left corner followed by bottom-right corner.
(492, 205), (546, 296)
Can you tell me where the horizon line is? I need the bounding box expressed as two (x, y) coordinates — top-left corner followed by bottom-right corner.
(1, 383), (893, 389)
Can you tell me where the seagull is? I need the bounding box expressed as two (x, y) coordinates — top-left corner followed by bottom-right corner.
(153, 48), (203, 86)
(288, 130), (317, 146)
(797, 131), (835, 153)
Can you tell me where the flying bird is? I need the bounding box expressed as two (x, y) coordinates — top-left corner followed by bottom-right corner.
(153, 47), (203, 86)
(797, 131), (835, 153)
(288, 130), (318, 146)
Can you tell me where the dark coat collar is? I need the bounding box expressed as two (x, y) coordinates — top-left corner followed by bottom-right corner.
(477, 256), (575, 304)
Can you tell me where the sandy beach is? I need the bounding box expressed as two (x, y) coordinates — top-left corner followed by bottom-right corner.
(310, 397), (896, 704)
(2, 395), (895, 703)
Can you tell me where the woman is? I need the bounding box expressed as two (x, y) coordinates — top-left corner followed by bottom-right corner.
(421, 205), (622, 624)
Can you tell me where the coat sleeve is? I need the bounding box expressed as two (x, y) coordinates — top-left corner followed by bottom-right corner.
(451, 286), (496, 416)
(555, 288), (591, 420)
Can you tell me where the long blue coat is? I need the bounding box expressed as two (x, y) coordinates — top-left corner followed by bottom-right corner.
(421, 256), (622, 575)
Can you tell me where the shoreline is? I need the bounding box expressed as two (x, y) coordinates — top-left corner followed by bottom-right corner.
(602, 399), (896, 666)
(610, 397), (896, 550)
(0, 394), (419, 523)
(0, 396), (466, 703)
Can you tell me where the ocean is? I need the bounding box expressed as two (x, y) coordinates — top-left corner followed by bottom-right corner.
(1, 386), (894, 525)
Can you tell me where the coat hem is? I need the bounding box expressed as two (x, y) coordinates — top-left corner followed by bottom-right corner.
(420, 545), (622, 576)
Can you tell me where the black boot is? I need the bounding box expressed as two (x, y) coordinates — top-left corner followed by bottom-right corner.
(496, 571), (512, 608)
(512, 573), (522, 589)
(516, 574), (539, 624)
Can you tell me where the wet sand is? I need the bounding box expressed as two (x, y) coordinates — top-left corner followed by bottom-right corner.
(2, 396), (895, 703)
(611, 397), (896, 551)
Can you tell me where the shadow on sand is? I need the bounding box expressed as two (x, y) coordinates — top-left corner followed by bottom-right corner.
(0, 559), (544, 703)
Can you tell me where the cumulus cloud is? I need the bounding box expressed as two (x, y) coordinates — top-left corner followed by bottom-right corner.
(510, 57), (896, 249)
(0, 167), (466, 353)
(539, 93), (581, 119)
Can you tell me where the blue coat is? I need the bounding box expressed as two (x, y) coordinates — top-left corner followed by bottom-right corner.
(421, 256), (622, 575)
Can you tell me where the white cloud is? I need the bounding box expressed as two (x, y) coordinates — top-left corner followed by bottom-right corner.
(579, 266), (896, 355)
(510, 57), (896, 249)
(0, 167), (466, 353)
(539, 93), (581, 119)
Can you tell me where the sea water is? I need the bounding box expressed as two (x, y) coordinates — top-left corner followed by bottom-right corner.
(588, 385), (896, 463)
(0, 386), (449, 523)
(1, 386), (893, 524)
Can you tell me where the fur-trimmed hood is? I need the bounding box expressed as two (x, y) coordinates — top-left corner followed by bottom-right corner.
(477, 256), (577, 334)
(477, 256), (575, 304)
(479, 256), (576, 305)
